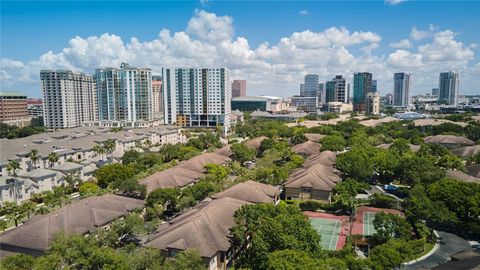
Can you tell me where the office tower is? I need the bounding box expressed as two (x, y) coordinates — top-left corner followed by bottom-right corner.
(40, 70), (97, 129)
(300, 84), (305, 97)
(303, 74), (320, 98)
(0, 91), (30, 127)
(152, 75), (163, 120)
(438, 72), (459, 106)
(232, 80), (247, 98)
(393, 72), (411, 107)
(366, 92), (380, 115)
(162, 67), (231, 135)
(96, 63), (152, 124)
(431, 88), (439, 97)
(318, 83), (325, 105)
(353, 72), (373, 112)
(371, 80), (377, 93)
(325, 75), (349, 104)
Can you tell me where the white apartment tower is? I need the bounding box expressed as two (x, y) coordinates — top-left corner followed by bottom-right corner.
(162, 67), (231, 135)
(40, 70), (97, 129)
(95, 63), (153, 125)
(152, 75), (163, 120)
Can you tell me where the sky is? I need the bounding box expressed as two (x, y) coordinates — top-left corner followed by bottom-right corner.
(1, 0), (479, 98)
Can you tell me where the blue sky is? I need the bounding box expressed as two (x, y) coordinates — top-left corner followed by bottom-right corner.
(1, 0), (479, 97)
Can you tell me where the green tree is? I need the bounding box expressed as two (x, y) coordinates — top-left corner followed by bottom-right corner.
(371, 212), (411, 245)
(0, 219), (7, 232)
(231, 143), (256, 163)
(163, 249), (206, 270)
(4, 202), (26, 227)
(92, 144), (106, 159)
(103, 139), (117, 156)
(20, 200), (36, 219)
(146, 188), (181, 209)
(204, 164), (229, 182)
(336, 148), (374, 181)
(94, 163), (134, 188)
(122, 149), (141, 165)
(28, 149), (40, 170)
(259, 138), (276, 156)
(367, 240), (409, 270)
(47, 152), (59, 168)
(232, 204), (322, 270)
(6, 160), (21, 176)
(0, 253), (36, 270)
(110, 177), (146, 198)
(320, 135), (346, 152)
(79, 182), (99, 197)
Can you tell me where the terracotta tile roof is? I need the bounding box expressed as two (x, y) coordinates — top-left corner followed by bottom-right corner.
(145, 197), (249, 258)
(0, 194), (144, 254)
(292, 141), (321, 156)
(212, 180), (280, 203)
(424, 135), (475, 146)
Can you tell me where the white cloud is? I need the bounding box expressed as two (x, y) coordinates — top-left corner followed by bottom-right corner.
(410, 26), (431, 41)
(384, 0), (406, 5)
(1, 10), (478, 97)
(389, 39), (411, 49)
(299, 10), (309, 16)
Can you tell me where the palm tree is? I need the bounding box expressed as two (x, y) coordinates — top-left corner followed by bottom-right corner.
(64, 174), (81, 191)
(103, 139), (117, 157)
(20, 201), (37, 219)
(6, 160), (21, 176)
(92, 144), (106, 159)
(0, 220), (7, 232)
(4, 202), (25, 227)
(28, 149), (40, 170)
(48, 152), (59, 168)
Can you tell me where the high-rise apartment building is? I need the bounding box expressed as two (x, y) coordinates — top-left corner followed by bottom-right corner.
(366, 92), (380, 115)
(96, 63), (152, 125)
(0, 91), (30, 127)
(393, 72), (411, 107)
(162, 67), (231, 135)
(303, 74), (320, 98)
(438, 72), (459, 106)
(40, 70), (97, 129)
(353, 72), (373, 112)
(232, 80), (247, 98)
(152, 75), (163, 120)
(325, 75), (349, 104)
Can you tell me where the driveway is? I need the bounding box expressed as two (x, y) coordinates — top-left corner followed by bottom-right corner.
(404, 231), (472, 270)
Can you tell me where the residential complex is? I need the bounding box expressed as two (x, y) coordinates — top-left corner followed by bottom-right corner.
(162, 67), (231, 135)
(0, 91), (30, 127)
(438, 72), (459, 106)
(0, 125), (185, 205)
(96, 63), (153, 126)
(353, 72), (373, 112)
(231, 79), (246, 98)
(26, 98), (43, 117)
(393, 72), (411, 108)
(152, 75), (163, 120)
(40, 70), (97, 129)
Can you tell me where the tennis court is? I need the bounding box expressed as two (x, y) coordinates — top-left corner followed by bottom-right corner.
(363, 212), (377, 236)
(310, 218), (341, 250)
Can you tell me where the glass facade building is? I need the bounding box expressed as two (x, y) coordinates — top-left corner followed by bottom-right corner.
(353, 72), (373, 112)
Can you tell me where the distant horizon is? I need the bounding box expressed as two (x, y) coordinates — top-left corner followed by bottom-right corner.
(1, 1), (479, 98)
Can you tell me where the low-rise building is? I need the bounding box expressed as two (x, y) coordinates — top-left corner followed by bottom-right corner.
(327, 102), (353, 114)
(231, 96), (288, 112)
(366, 92), (380, 115)
(290, 96), (318, 112)
(250, 111), (307, 121)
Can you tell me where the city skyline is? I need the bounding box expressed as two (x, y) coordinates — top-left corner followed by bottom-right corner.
(1, 1), (479, 98)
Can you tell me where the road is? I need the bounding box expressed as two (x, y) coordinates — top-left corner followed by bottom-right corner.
(404, 231), (472, 270)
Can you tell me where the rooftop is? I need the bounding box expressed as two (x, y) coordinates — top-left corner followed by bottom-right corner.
(145, 197), (249, 258)
(424, 135), (475, 146)
(212, 180), (280, 203)
(0, 194), (144, 255)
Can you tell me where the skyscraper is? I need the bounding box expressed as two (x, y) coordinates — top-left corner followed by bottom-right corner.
(393, 72), (411, 107)
(95, 63), (153, 125)
(431, 88), (439, 97)
(325, 75), (349, 103)
(40, 70), (97, 129)
(162, 67), (231, 135)
(438, 72), (459, 106)
(152, 75), (163, 120)
(303, 74), (320, 98)
(232, 80), (247, 98)
(353, 72), (373, 112)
